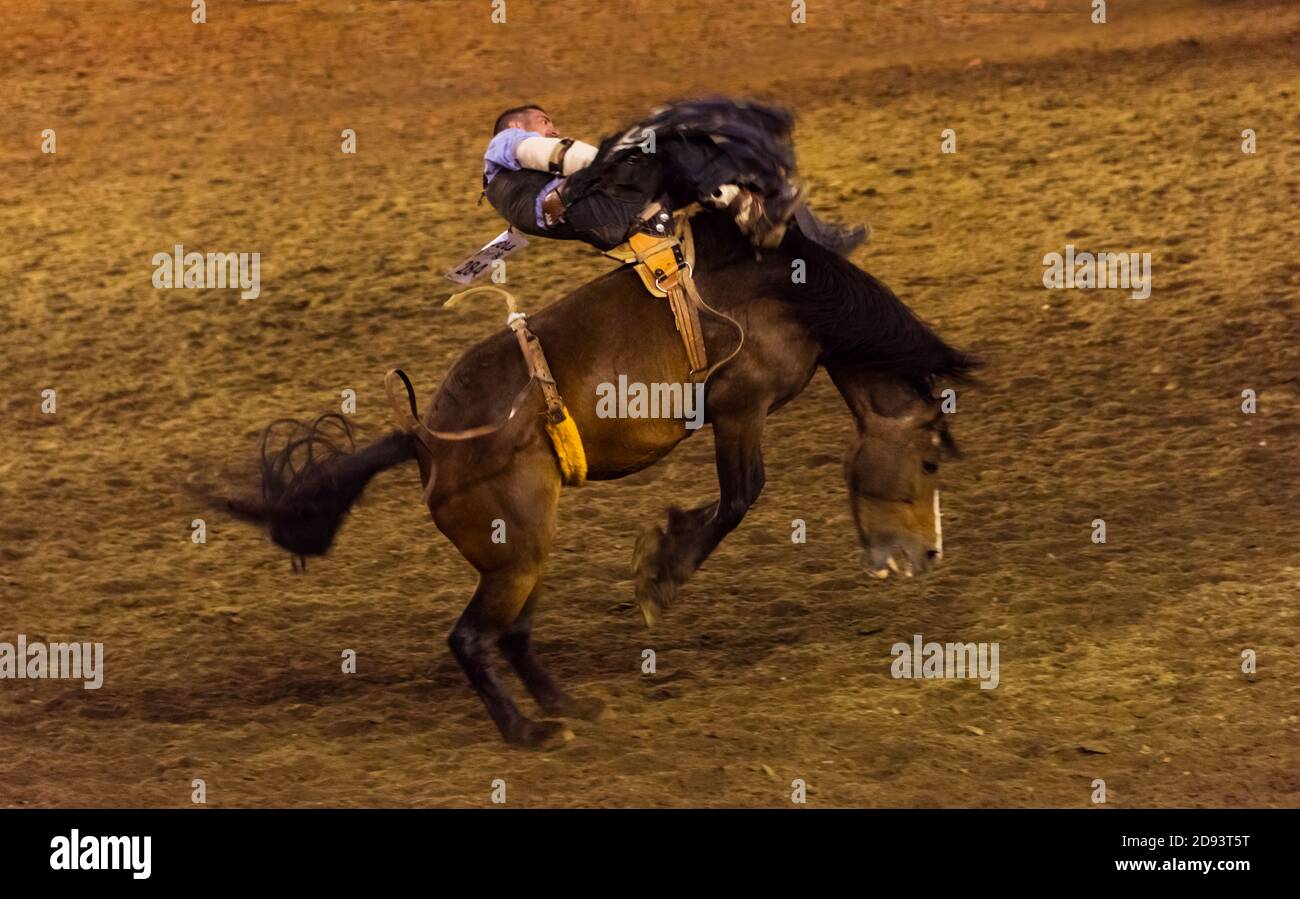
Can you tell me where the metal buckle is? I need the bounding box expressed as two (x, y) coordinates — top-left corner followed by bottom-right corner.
(654, 261), (692, 292)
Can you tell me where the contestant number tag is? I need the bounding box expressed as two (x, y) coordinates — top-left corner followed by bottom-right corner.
(445, 229), (529, 285)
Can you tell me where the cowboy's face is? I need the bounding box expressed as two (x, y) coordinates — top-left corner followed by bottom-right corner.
(515, 108), (559, 138)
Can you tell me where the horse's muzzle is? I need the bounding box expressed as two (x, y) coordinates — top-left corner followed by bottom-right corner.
(861, 534), (941, 579)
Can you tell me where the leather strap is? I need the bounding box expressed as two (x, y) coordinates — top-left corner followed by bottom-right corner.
(541, 187), (566, 228)
(511, 319), (567, 424)
(547, 137), (575, 174)
(619, 222), (710, 379)
(602, 208), (716, 380)
(661, 269), (709, 380)
(384, 366), (538, 505)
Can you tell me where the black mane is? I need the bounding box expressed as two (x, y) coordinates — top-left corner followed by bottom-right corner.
(690, 210), (980, 387)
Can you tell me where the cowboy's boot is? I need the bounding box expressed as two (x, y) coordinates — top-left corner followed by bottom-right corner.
(793, 205), (870, 255)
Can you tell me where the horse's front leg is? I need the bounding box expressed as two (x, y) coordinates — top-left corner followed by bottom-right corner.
(633, 412), (765, 625)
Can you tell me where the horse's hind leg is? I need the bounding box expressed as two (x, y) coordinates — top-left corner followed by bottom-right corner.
(448, 571), (572, 748)
(499, 586), (606, 721)
(436, 448), (572, 748)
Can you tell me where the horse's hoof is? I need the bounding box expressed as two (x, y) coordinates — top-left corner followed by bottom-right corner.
(636, 577), (676, 627)
(637, 583), (674, 627)
(632, 525), (666, 578)
(514, 719), (574, 750)
(637, 596), (661, 628)
(633, 525), (670, 626)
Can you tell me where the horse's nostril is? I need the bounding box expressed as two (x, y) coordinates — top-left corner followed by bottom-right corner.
(926, 549), (941, 560)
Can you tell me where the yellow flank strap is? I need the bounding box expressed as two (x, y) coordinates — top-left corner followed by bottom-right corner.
(545, 406), (587, 486)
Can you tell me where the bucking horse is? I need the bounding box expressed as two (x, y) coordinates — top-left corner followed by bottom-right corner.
(226, 112), (979, 748)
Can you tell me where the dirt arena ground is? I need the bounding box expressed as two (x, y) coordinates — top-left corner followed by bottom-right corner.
(1, 0), (1297, 808)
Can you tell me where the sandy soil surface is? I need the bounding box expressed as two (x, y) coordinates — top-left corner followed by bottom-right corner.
(1, 0), (1297, 807)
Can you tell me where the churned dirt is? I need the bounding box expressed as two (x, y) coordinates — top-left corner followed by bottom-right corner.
(1, 0), (1297, 808)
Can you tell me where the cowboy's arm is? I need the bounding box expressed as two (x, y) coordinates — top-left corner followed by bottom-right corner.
(515, 136), (598, 176)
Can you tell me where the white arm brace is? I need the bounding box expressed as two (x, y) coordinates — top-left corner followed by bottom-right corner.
(515, 137), (599, 176)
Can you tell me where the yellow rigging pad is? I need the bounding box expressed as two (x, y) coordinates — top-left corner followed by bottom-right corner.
(603, 206), (697, 297)
(605, 206), (710, 379)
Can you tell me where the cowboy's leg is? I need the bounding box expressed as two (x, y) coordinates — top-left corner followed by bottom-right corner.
(560, 189), (647, 251)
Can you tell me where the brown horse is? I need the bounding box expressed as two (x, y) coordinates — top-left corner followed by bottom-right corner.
(233, 210), (979, 748)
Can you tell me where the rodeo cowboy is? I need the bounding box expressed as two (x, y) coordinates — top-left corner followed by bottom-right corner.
(481, 99), (864, 254)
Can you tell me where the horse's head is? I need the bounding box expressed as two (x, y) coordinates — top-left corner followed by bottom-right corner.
(833, 372), (960, 579)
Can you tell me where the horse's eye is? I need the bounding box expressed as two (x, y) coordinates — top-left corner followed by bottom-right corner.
(922, 461), (939, 475)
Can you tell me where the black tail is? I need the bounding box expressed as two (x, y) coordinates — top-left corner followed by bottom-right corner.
(229, 414), (415, 564)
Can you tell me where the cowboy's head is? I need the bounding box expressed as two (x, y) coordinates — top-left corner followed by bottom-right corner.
(493, 105), (559, 138)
